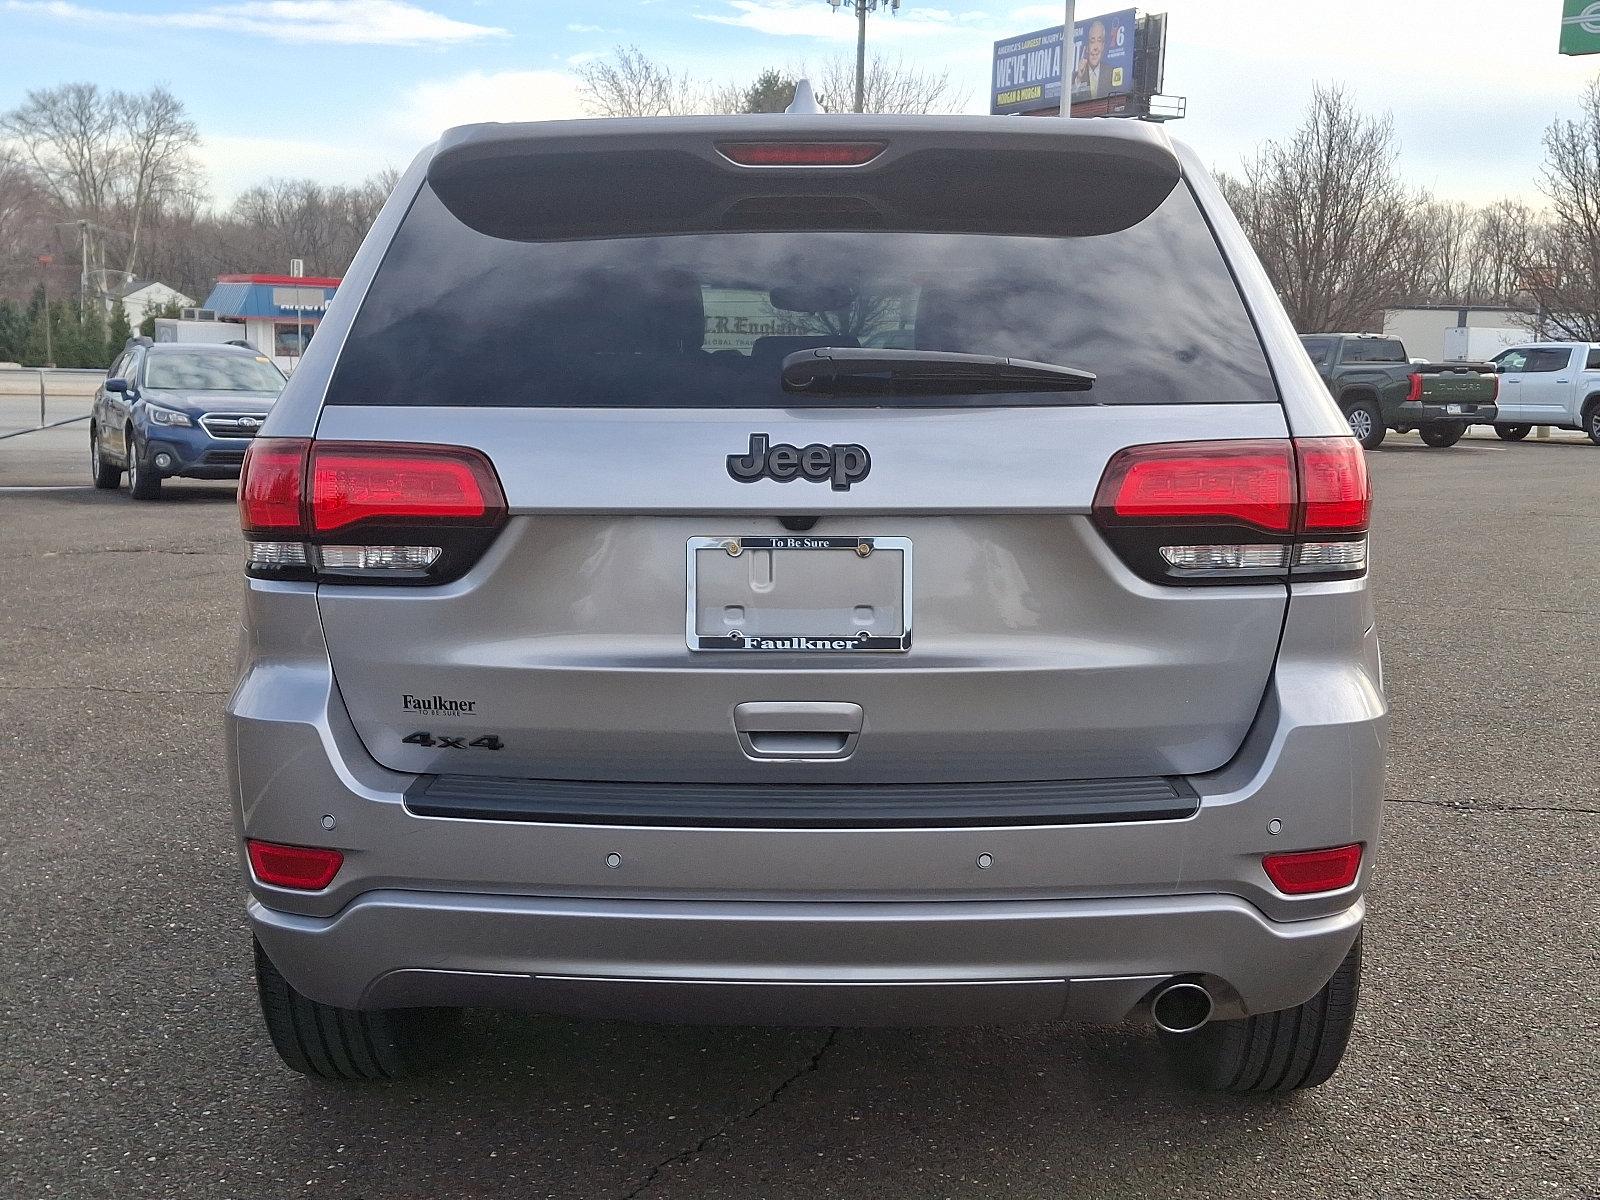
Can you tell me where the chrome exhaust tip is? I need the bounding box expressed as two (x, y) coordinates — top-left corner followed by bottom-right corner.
(1150, 981), (1214, 1034)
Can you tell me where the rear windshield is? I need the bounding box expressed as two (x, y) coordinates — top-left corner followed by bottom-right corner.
(327, 183), (1277, 408)
(1340, 338), (1406, 364)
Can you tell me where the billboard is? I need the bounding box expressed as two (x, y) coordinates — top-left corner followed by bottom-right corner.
(991, 26), (1065, 116)
(991, 7), (1140, 115)
(1070, 8), (1137, 103)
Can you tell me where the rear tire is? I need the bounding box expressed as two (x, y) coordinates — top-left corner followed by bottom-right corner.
(254, 940), (451, 1081)
(1343, 400), (1385, 450)
(1586, 399), (1600, 445)
(89, 425), (121, 488)
(1161, 934), (1362, 1095)
(1495, 424), (1531, 441)
(1419, 422), (1467, 448)
(125, 429), (162, 500)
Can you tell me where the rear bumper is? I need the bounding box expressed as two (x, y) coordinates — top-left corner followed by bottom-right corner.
(229, 577), (1386, 1025)
(251, 890), (1363, 1024)
(1397, 400), (1498, 423)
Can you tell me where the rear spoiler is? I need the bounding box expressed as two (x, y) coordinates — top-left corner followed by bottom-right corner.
(426, 115), (1182, 242)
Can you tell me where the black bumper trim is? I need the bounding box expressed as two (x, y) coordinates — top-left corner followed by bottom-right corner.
(405, 774), (1201, 828)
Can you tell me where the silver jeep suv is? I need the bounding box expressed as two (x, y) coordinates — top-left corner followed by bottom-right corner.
(229, 115), (1384, 1093)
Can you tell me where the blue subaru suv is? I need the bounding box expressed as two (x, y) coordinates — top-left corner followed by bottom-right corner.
(90, 339), (286, 499)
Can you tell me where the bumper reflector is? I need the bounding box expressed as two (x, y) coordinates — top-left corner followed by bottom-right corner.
(246, 840), (343, 890)
(1262, 843), (1363, 894)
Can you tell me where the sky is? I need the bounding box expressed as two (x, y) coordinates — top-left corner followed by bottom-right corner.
(1, 0), (1597, 206)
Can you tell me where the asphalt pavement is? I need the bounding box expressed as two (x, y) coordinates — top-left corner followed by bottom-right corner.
(1, 429), (1596, 1199)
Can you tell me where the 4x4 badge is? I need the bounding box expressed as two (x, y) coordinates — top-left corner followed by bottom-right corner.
(726, 434), (871, 491)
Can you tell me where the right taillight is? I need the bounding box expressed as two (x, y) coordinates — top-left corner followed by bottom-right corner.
(1092, 437), (1370, 584)
(239, 438), (507, 585)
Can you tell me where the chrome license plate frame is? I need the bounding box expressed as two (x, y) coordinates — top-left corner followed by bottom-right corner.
(686, 535), (912, 653)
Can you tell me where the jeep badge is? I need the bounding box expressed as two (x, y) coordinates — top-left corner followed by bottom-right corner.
(726, 434), (871, 491)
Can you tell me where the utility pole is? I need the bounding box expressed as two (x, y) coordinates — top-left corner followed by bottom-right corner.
(1060, 1), (1076, 117)
(52, 218), (123, 319)
(78, 220), (90, 314)
(855, 0), (868, 113)
(828, 0), (900, 114)
(37, 255), (53, 368)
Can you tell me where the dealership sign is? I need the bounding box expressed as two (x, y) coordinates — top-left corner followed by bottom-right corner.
(1561, 0), (1600, 54)
(991, 7), (1139, 115)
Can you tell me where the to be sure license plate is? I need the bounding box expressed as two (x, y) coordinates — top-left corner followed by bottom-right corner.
(687, 535), (912, 652)
(1447, 404), (1463, 414)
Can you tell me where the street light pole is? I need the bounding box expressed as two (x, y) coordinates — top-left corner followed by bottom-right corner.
(1060, 0), (1076, 117)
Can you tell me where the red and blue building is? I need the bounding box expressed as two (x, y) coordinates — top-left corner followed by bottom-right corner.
(199, 274), (342, 371)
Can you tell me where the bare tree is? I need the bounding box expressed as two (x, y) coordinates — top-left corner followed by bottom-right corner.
(1468, 199), (1540, 305)
(0, 82), (200, 284)
(814, 52), (962, 114)
(225, 173), (394, 280)
(1218, 84), (1422, 332)
(0, 83), (119, 223)
(1403, 199), (1478, 303)
(0, 149), (52, 295)
(110, 85), (201, 280)
(576, 45), (706, 117)
(1522, 76), (1600, 339)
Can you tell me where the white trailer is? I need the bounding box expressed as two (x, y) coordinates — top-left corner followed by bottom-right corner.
(151, 317), (251, 347)
(1442, 326), (1525, 362)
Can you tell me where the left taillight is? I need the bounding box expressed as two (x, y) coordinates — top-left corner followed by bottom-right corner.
(1092, 437), (1370, 585)
(239, 438), (507, 585)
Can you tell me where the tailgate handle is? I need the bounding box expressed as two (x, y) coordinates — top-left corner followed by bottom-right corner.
(733, 702), (862, 760)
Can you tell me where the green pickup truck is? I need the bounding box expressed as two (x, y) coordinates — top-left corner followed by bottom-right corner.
(1299, 333), (1499, 449)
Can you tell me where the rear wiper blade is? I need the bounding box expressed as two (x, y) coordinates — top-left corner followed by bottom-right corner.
(781, 347), (1096, 397)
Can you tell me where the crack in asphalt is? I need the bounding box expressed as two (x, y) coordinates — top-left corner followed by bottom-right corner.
(0, 684), (229, 696)
(621, 1027), (841, 1199)
(1386, 797), (1600, 817)
(40, 546), (224, 557)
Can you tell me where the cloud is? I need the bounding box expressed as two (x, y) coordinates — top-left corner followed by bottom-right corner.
(696, 0), (964, 41)
(565, 22), (603, 33)
(397, 69), (587, 142)
(2, 0), (506, 45)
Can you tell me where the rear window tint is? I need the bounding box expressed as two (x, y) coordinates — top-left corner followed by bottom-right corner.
(327, 183), (1278, 408)
(1341, 339), (1406, 363)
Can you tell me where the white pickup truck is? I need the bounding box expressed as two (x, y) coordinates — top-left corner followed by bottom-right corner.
(1489, 343), (1600, 443)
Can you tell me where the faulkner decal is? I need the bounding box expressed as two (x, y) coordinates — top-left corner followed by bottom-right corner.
(402, 693), (477, 714)
(731, 632), (874, 651)
(727, 434), (871, 491)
